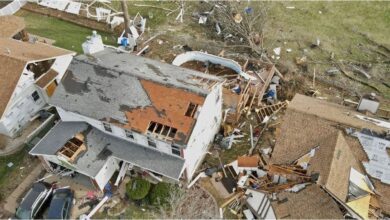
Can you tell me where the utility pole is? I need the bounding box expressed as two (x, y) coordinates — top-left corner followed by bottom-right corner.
(121, 0), (131, 35)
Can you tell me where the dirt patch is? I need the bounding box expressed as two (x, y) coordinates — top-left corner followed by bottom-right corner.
(0, 135), (7, 150)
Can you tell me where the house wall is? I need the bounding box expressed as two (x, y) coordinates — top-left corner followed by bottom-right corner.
(0, 55), (73, 138)
(94, 157), (119, 190)
(57, 107), (175, 156)
(0, 69), (46, 137)
(51, 55), (73, 81)
(183, 83), (223, 180)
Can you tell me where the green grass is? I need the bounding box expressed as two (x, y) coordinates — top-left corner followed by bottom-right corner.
(0, 149), (27, 188)
(15, 10), (116, 54)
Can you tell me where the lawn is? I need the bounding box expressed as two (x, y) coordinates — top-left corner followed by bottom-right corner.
(15, 10), (117, 54)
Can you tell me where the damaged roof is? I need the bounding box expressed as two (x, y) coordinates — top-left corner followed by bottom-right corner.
(30, 121), (185, 180)
(0, 38), (74, 116)
(289, 94), (386, 132)
(271, 184), (344, 219)
(271, 94), (374, 165)
(51, 49), (222, 144)
(307, 131), (364, 202)
(0, 15), (25, 38)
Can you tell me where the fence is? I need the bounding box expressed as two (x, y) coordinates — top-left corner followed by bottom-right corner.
(0, 0), (27, 16)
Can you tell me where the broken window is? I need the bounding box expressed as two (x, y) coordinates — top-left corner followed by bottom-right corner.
(172, 144), (181, 156)
(147, 137), (156, 148)
(125, 129), (134, 139)
(103, 122), (112, 132)
(147, 121), (178, 140)
(31, 91), (40, 102)
(185, 102), (199, 118)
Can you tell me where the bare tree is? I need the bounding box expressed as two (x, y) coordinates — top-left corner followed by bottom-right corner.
(152, 185), (218, 219)
(207, 1), (269, 55)
(120, 0), (131, 34)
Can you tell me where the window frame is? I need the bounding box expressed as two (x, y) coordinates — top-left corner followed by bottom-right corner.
(31, 91), (40, 102)
(103, 122), (112, 132)
(147, 137), (157, 148)
(171, 144), (181, 156)
(125, 129), (134, 139)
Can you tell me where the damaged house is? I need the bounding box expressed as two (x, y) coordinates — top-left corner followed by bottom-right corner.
(0, 16), (75, 137)
(270, 94), (389, 219)
(30, 46), (224, 190)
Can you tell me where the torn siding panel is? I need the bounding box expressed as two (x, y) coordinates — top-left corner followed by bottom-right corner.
(356, 131), (390, 184)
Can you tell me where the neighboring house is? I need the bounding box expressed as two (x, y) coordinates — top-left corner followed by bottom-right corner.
(270, 94), (389, 218)
(30, 45), (224, 190)
(0, 16), (75, 138)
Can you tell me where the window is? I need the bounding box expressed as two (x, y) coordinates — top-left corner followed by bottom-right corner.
(125, 129), (134, 139)
(172, 145), (181, 156)
(103, 122), (112, 132)
(147, 121), (177, 140)
(147, 137), (156, 148)
(185, 102), (199, 118)
(31, 91), (40, 101)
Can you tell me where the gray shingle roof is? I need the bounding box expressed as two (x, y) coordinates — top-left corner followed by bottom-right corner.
(50, 49), (221, 123)
(30, 121), (185, 180)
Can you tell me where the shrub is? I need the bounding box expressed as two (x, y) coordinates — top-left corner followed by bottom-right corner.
(126, 178), (151, 201)
(148, 182), (172, 205)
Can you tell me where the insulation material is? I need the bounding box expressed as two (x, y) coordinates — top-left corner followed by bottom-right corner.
(65, 1), (81, 15)
(346, 195), (370, 220)
(356, 131), (390, 184)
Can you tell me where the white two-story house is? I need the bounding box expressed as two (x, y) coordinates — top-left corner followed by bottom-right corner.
(0, 16), (75, 137)
(30, 45), (223, 190)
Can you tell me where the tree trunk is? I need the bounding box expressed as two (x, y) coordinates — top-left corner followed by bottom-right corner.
(121, 0), (131, 35)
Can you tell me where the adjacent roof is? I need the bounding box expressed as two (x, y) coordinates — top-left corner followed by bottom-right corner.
(0, 38), (74, 116)
(289, 94), (386, 132)
(0, 38), (73, 62)
(30, 121), (185, 180)
(0, 15), (25, 38)
(271, 184), (344, 219)
(271, 94), (380, 165)
(51, 49), (222, 144)
(372, 179), (390, 215)
(36, 69), (58, 88)
(0, 55), (26, 116)
(307, 131), (363, 202)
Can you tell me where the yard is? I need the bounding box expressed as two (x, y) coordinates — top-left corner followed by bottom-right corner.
(15, 10), (117, 54)
(0, 148), (38, 201)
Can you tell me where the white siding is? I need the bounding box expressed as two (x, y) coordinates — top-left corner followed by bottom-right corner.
(52, 55), (74, 80)
(0, 55), (73, 138)
(57, 107), (174, 155)
(94, 157), (119, 190)
(183, 84), (222, 180)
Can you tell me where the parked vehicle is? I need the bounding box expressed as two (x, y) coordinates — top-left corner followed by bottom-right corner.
(47, 188), (74, 219)
(15, 182), (53, 219)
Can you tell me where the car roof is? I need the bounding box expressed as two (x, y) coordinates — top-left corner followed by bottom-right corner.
(47, 188), (73, 218)
(47, 197), (65, 218)
(19, 182), (48, 210)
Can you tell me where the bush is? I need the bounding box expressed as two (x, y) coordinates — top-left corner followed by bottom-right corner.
(126, 178), (151, 201)
(148, 182), (172, 205)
